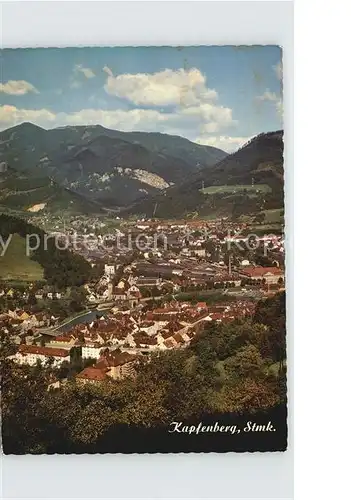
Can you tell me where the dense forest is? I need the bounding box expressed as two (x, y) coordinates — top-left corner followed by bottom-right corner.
(1, 292), (287, 454)
(0, 122), (225, 208)
(0, 214), (94, 288)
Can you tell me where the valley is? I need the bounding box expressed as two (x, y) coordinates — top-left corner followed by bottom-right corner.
(0, 125), (283, 222)
(0, 44), (287, 457)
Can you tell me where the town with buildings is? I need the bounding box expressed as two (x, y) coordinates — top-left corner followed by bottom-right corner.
(1, 44), (286, 455)
(1, 216), (285, 388)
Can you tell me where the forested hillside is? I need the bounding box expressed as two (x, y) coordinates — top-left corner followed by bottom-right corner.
(1, 292), (287, 454)
(0, 214), (93, 287)
(124, 130), (284, 219)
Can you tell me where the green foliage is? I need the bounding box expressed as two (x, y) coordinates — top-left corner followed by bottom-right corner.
(224, 345), (263, 378)
(1, 291), (287, 453)
(0, 233), (44, 282)
(254, 291), (286, 362)
(211, 377), (281, 414)
(70, 400), (116, 445)
(0, 122), (225, 209)
(124, 130), (284, 219)
(0, 214), (93, 287)
(0, 167), (102, 214)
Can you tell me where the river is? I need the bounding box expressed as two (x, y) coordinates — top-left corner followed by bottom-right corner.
(58, 309), (105, 332)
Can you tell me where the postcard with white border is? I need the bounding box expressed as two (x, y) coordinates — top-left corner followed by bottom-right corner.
(0, 45), (286, 454)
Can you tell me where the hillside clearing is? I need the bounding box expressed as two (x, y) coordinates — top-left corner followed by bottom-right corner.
(200, 184), (272, 195)
(261, 209), (284, 223)
(0, 234), (44, 282)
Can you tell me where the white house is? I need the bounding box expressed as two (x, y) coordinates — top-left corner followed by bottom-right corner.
(10, 345), (70, 367)
(82, 343), (107, 360)
(104, 264), (115, 277)
(128, 284), (141, 294)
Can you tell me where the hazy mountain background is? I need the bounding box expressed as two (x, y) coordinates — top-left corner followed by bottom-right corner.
(0, 123), (284, 221)
(123, 130), (284, 220)
(0, 123), (226, 208)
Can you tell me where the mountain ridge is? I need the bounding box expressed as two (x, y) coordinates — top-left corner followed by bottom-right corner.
(122, 130), (284, 220)
(0, 165), (103, 214)
(0, 122), (227, 206)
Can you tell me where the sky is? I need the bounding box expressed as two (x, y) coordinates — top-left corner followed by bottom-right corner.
(0, 46), (283, 152)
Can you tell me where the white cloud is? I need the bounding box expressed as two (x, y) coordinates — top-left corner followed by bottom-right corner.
(57, 108), (167, 131)
(104, 67), (218, 107)
(68, 65), (95, 90)
(100, 67), (236, 134)
(195, 135), (251, 153)
(273, 62), (283, 82)
(256, 90), (283, 118)
(180, 103), (236, 134)
(0, 105), (170, 132)
(0, 67), (233, 137)
(74, 64), (95, 79)
(257, 90), (279, 102)
(0, 105), (56, 127)
(0, 80), (39, 95)
(275, 99), (283, 118)
(69, 80), (82, 89)
(0, 102), (238, 138)
(256, 61), (283, 120)
(103, 65), (113, 77)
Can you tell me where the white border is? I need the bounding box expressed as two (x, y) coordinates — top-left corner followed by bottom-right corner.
(295, 1), (350, 500)
(1, 2), (294, 499)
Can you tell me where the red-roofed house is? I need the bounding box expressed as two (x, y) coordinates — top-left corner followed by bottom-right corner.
(76, 366), (109, 385)
(238, 266), (284, 285)
(95, 349), (139, 380)
(48, 335), (77, 348)
(195, 302), (208, 312)
(11, 345), (70, 367)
